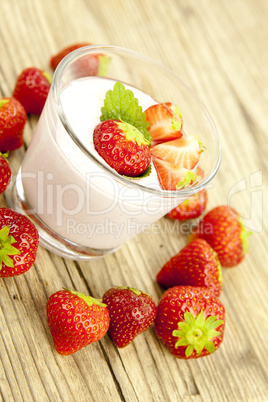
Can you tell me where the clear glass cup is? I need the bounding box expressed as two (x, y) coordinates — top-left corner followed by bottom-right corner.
(8, 45), (221, 260)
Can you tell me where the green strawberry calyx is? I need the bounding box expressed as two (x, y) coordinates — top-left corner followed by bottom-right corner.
(195, 135), (206, 153)
(0, 226), (20, 270)
(97, 55), (111, 77)
(0, 152), (9, 161)
(239, 218), (252, 254)
(171, 104), (182, 131)
(42, 71), (52, 84)
(116, 121), (150, 146)
(213, 250), (223, 284)
(114, 286), (153, 299)
(176, 171), (197, 190)
(64, 288), (107, 307)
(0, 99), (10, 108)
(172, 310), (224, 357)
(123, 164), (152, 180)
(100, 81), (152, 144)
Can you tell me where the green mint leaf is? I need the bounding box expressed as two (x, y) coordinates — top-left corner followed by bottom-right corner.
(100, 82), (152, 144)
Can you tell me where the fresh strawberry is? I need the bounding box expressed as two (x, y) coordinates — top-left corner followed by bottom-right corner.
(0, 153), (11, 194)
(154, 286), (225, 359)
(102, 286), (157, 348)
(145, 102), (183, 143)
(166, 189), (207, 220)
(50, 43), (92, 69)
(93, 119), (151, 177)
(156, 239), (222, 296)
(50, 43), (110, 76)
(152, 157), (197, 190)
(189, 205), (251, 267)
(13, 67), (51, 114)
(151, 136), (202, 171)
(166, 167), (207, 219)
(47, 289), (110, 355)
(0, 97), (27, 152)
(0, 208), (39, 277)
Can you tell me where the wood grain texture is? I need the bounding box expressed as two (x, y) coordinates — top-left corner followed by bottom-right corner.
(0, 0), (267, 401)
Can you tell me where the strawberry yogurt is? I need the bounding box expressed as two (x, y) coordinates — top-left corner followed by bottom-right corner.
(17, 77), (192, 256)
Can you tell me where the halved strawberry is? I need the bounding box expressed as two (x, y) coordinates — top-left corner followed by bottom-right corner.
(153, 158), (197, 190)
(145, 102), (183, 143)
(166, 188), (207, 220)
(151, 136), (202, 171)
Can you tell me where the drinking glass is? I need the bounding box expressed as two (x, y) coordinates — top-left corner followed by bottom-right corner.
(8, 45), (221, 260)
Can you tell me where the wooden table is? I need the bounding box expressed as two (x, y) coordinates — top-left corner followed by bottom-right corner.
(0, 0), (267, 401)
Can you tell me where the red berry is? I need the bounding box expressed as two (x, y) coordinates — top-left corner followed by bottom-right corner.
(50, 43), (110, 77)
(102, 286), (157, 348)
(157, 239), (222, 297)
(0, 153), (11, 194)
(145, 102), (183, 144)
(0, 208), (39, 277)
(13, 67), (51, 114)
(50, 43), (92, 70)
(93, 119), (151, 177)
(189, 205), (252, 267)
(166, 167), (207, 219)
(47, 289), (110, 355)
(0, 97), (27, 152)
(166, 189), (207, 220)
(154, 286), (225, 359)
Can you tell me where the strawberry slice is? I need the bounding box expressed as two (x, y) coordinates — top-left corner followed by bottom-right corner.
(151, 136), (202, 170)
(153, 157), (197, 190)
(166, 189), (208, 220)
(145, 102), (183, 143)
(166, 167), (207, 220)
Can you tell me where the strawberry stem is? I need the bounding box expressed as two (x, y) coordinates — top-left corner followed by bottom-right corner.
(172, 310), (223, 357)
(0, 226), (20, 270)
(63, 288), (107, 307)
